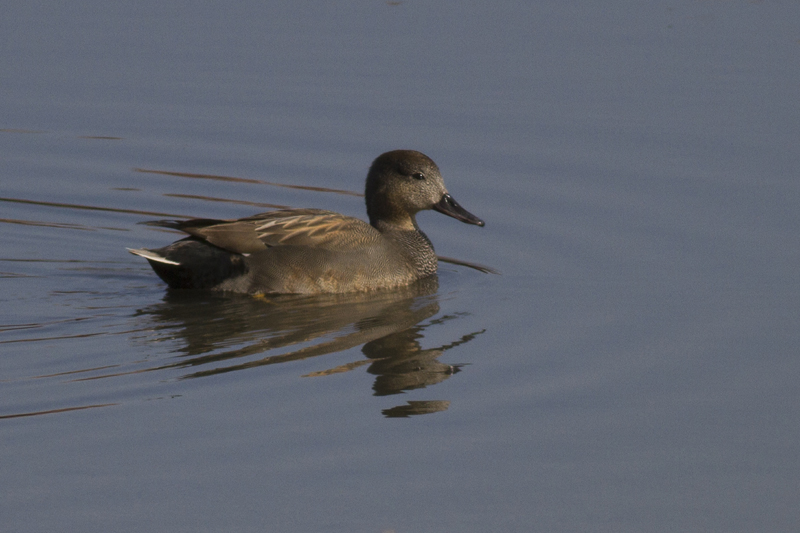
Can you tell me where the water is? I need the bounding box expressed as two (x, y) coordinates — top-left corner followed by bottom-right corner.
(2, 2), (799, 532)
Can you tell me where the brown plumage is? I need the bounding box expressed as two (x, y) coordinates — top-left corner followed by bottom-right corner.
(128, 150), (484, 294)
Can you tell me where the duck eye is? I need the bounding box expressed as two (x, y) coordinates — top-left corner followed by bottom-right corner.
(411, 172), (425, 181)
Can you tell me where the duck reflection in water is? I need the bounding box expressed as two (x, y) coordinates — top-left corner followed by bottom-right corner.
(134, 276), (484, 416)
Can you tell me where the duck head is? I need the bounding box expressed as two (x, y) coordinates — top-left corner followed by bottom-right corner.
(365, 150), (485, 230)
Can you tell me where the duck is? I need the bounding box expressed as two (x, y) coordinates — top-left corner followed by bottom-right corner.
(127, 150), (484, 294)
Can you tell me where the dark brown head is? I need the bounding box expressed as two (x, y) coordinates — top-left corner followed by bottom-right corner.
(365, 150), (485, 230)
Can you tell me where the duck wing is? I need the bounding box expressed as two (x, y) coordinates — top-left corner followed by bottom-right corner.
(147, 209), (379, 254)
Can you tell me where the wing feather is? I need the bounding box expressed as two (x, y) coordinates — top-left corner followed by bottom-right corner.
(153, 209), (380, 254)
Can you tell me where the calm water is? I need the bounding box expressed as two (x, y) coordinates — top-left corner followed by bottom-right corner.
(2, 2), (799, 532)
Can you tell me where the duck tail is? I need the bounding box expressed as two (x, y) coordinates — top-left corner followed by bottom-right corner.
(126, 247), (181, 266)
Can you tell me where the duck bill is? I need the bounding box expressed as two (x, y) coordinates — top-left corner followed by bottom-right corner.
(433, 193), (485, 227)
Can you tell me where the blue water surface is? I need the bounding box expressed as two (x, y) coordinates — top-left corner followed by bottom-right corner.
(2, 2), (799, 532)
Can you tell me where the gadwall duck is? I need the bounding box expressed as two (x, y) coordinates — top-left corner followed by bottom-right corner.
(128, 150), (484, 294)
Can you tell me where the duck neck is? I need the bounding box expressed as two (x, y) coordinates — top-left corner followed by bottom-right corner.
(373, 219), (437, 277)
(369, 212), (419, 232)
